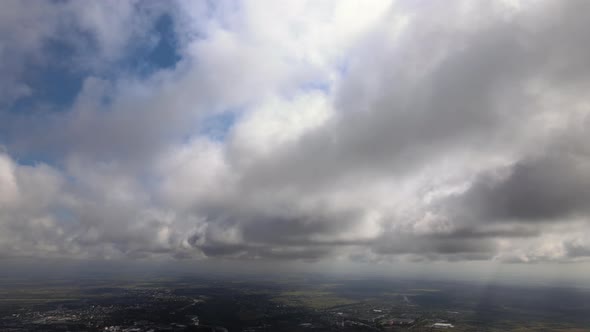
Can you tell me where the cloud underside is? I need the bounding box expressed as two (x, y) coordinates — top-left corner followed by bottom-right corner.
(1, 0), (590, 264)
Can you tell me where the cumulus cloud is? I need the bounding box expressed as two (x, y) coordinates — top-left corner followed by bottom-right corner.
(1, 0), (590, 266)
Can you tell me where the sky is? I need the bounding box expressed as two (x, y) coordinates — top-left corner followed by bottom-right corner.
(1, 0), (590, 281)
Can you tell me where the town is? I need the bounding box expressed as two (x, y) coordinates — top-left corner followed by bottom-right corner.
(2, 276), (586, 331)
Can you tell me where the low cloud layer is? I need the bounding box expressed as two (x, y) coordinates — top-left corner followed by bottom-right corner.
(1, 0), (590, 265)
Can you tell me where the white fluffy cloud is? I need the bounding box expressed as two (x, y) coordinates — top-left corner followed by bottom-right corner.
(1, 0), (590, 268)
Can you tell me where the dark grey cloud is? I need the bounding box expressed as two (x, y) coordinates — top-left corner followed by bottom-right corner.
(447, 155), (590, 223)
(374, 235), (497, 257)
(564, 241), (590, 259)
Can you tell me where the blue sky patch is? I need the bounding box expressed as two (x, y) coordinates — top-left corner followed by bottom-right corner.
(9, 39), (86, 113)
(8, 13), (182, 115)
(121, 14), (182, 77)
(199, 110), (240, 142)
